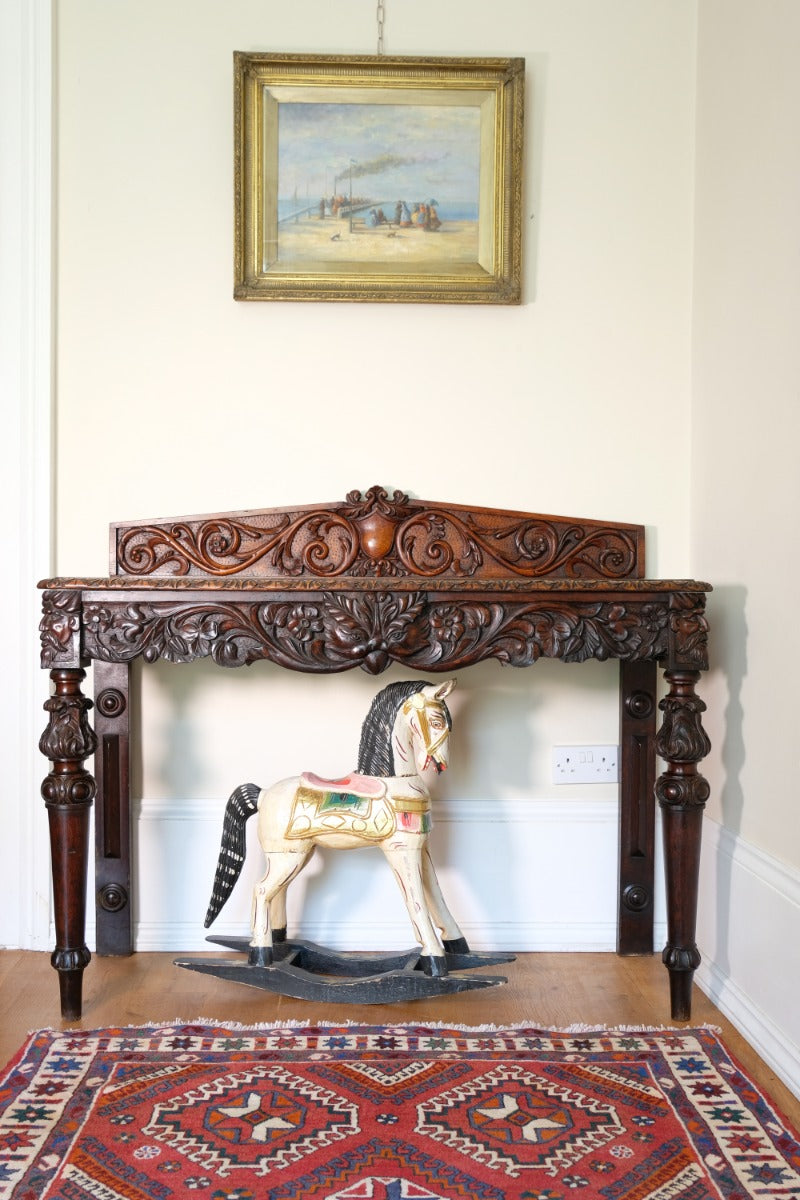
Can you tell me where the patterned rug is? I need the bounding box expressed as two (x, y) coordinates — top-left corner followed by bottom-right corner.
(1, 1023), (798, 1199)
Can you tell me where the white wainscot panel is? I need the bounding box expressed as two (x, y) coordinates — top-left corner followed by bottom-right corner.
(130, 797), (667, 955)
(696, 817), (800, 1100)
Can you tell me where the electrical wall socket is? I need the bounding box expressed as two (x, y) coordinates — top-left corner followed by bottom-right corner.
(552, 745), (620, 784)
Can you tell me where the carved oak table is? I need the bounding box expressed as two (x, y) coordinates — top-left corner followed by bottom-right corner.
(38, 487), (711, 1021)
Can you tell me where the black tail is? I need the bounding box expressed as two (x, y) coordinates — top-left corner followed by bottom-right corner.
(204, 783), (260, 928)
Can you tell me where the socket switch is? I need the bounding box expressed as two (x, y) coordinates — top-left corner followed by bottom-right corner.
(552, 744), (620, 784)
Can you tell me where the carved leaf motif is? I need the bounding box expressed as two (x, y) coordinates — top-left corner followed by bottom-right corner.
(471, 516), (639, 579)
(425, 601), (669, 668)
(656, 696), (712, 763)
(80, 594), (675, 674)
(322, 593), (428, 673)
(116, 519), (284, 577)
(39, 696), (98, 762)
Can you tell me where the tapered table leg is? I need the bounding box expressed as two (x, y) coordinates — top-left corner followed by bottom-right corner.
(40, 668), (97, 1020)
(656, 668), (711, 1021)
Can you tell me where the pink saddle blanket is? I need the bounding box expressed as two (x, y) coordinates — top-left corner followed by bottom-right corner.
(300, 771), (385, 799)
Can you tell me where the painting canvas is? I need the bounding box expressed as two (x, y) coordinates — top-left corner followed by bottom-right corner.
(276, 102), (481, 268)
(234, 54), (524, 303)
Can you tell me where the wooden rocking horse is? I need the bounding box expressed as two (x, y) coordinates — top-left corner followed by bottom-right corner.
(176, 679), (513, 1002)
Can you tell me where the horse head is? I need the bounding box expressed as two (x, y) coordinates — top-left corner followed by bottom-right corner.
(401, 679), (456, 775)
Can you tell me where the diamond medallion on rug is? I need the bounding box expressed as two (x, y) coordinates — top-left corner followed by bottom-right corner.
(0, 1023), (798, 1199)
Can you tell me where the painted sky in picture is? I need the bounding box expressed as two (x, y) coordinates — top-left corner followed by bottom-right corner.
(278, 102), (481, 211)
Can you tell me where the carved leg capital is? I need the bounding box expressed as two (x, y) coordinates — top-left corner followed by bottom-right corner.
(40, 668), (97, 1019)
(656, 669), (710, 1022)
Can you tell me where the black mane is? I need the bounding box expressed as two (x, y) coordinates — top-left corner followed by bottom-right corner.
(356, 681), (451, 776)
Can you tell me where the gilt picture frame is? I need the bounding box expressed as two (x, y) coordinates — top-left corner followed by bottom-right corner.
(234, 52), (524, 304)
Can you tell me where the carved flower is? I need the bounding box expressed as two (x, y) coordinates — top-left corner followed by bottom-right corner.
(268, 603), (322, 641)
(430, 606), (465, 643)
(606, 604), (640, 640)
(284, 605), (324, 642)
(84, 606), (113, 634)
(641, 603), (669, 632)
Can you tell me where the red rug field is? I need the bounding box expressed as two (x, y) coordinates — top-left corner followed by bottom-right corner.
(0, 1023), (798, 1198)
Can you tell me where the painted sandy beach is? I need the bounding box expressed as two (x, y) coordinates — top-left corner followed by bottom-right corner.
(274, 211), (479, 268)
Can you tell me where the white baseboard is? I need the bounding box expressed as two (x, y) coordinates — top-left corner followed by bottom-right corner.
(696, 817), (800, 1100)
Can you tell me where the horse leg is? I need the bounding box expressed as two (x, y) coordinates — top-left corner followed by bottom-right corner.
(381, 841), (448, 977)
(268, 881), (293, 945)
(421, 846), (470, 954)
(250, 847), (312, 967)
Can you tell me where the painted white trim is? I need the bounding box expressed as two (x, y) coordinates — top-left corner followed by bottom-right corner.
(137, 919), (628, 954)
(136, 795), (625, 825)
(0, 0), (53, 950)
(696, 817), (800, 1100)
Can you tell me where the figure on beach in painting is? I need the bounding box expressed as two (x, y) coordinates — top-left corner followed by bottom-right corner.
(204, 679), (470, 978)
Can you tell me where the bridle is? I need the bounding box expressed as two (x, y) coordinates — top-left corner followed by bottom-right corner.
(402, 693), (450, 773)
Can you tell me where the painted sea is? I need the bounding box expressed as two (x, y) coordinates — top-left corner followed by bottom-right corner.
(277, 199), (479, 223)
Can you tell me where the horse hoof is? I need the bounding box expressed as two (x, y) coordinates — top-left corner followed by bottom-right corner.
(272, 927), (287, 944)
(248, 945), (273, 967)
(418, 954), (448, 978)
(443, 936), (470, 954)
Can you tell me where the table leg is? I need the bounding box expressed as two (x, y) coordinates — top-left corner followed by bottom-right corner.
(618, 660), (657, 954)
(40, 667), (97, 1020)
(656, 668), (711, 1021)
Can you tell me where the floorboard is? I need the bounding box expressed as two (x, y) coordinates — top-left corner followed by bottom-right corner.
(1, 950), (797, 1129)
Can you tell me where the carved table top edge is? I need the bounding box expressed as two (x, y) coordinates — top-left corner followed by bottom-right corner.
(39, 576), (713, 595)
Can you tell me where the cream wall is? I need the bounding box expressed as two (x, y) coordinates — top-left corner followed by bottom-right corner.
(691, 0), (800, 1075)
(53, 0), (698, 967)
(56, 0), (695, 572)
(692, 0), (800, 866)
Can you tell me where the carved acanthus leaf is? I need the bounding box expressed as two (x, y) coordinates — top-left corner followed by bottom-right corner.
(81, 594), (671, 675)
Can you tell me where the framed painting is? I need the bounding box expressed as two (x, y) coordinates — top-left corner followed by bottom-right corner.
(234, 53), (524, 304)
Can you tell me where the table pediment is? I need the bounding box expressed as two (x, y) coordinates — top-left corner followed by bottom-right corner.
(108, 485), (646, 583)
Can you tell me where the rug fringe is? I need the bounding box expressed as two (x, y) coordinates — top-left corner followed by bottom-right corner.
(27, 1018), (722, 1036)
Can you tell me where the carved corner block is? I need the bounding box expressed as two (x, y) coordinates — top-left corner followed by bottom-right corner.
(40, 590), (85, 669)
(667, 592), (710, 672)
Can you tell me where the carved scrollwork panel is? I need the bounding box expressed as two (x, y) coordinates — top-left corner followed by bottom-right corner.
(81, 593), (673, 675)
(111, 486), (644, 582)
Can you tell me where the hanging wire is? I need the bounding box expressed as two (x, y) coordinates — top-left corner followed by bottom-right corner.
(377, 0), (386, 54)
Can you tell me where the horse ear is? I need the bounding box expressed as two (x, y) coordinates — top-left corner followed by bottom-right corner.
(433, 679), (456, 701)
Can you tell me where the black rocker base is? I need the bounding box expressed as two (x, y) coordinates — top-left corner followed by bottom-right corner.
(174, 936), (514, 1004)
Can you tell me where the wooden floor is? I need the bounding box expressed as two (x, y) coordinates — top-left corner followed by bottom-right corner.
(1, 949), (798, 1128)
